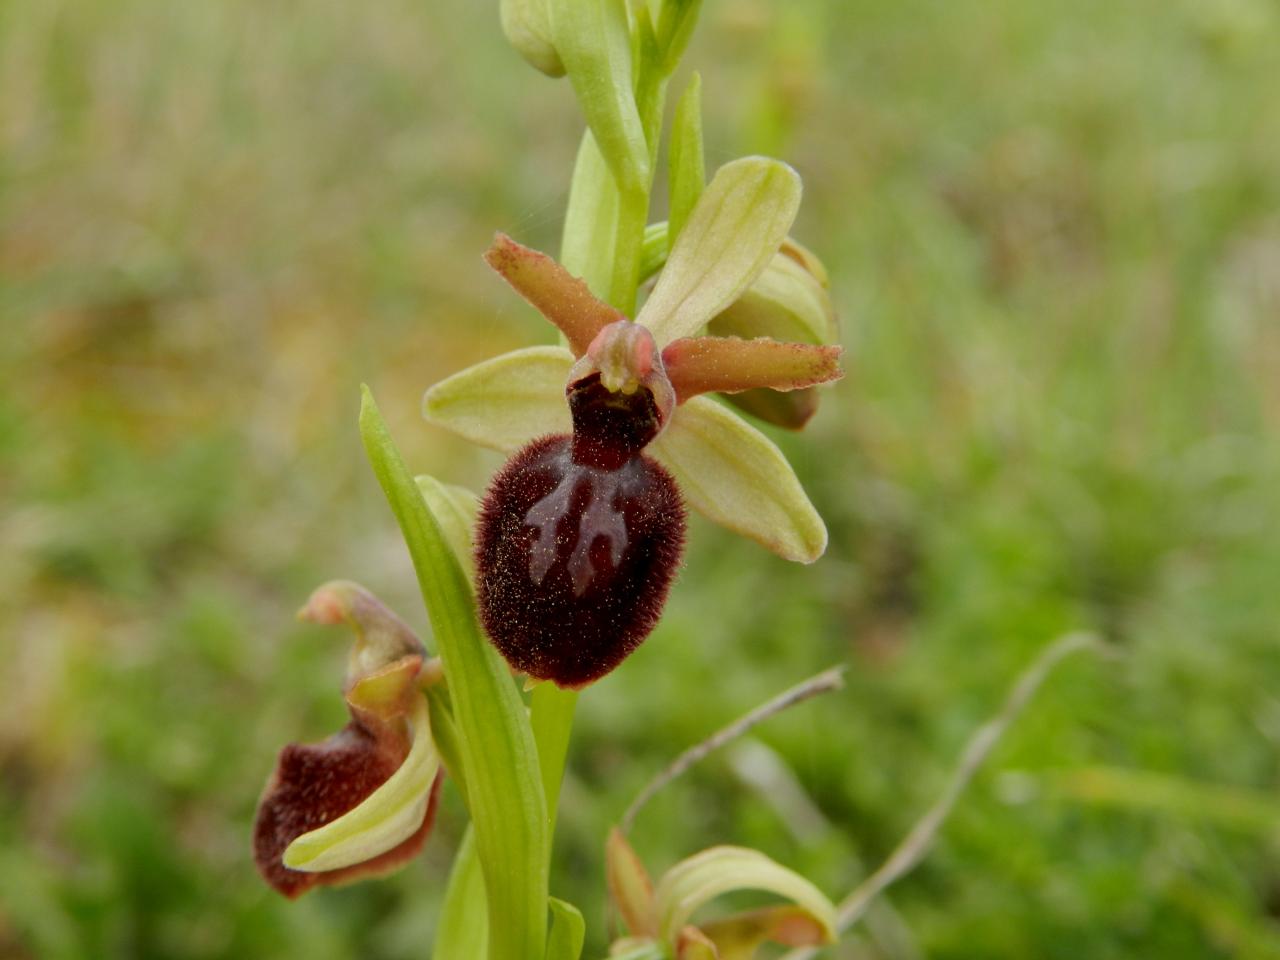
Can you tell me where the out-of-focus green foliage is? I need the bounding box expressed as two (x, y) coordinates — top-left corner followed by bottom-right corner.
(2, 0), (1279, 957)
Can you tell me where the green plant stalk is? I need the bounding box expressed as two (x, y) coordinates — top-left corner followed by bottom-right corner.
(536, 9), (674, 873)
(530, 682), (578, 837)
(360, 389), (548, 960)
(608, 41), (669, 316)
(533, 3), (704, 946)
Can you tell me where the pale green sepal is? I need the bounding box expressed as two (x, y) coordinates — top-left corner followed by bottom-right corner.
(415, 476), (479, 582)
(283, 696), (440, 872)
(551, 0), (650, 195)
(562, 131), (619, 299)
(547, 898), (586, 960)
(361, 387), (548, 960)
(708, 251), (837, 347)
(651, 397), (827, 562)
(422, 345), (573, 453)
(667, 73), (705, 243)
(639, 221), (669, 283)
(637, 157), (802, 346)
(653, 846), (837, 946)
(435, 827), (489, 960)
(501, 0), (566, 76)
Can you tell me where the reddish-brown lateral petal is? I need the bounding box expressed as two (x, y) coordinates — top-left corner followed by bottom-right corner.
(661, 336), (843, 404)
(484, 233), (626, 357)
(253, 719), (441, 898)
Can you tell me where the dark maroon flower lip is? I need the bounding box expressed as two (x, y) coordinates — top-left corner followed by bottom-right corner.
(254, 726), (444, 899)
(475, 434), (685, 688)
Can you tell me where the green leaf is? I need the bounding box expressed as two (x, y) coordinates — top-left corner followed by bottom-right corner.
(653, 846), (837, 946)
(501, 0), (566, 76)
(414, 475), (479, 583)
(550, 0), (650, 196)
(282, 696), (440, 872)
(546, 898), (586, 960)
(562, 131), (620, 300)
(360, 387), (548, 960)
(421, 345), (573, 453)
(435, 827), (489, 960)
(667, 73), (705, 243)
(651, 397), (827, 562)
(637, 157), (802, 346)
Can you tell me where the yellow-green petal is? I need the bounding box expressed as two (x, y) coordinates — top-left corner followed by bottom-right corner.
(653, 846), (837, 947)
(422, 345), (573, 452)
(283, 696), (441, 873)
(650, 397), (827, 563)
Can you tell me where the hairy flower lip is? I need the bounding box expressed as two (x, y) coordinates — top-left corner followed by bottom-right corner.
(474, 433), (685, 688)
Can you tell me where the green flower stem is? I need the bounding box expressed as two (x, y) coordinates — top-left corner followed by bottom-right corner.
(531, 683), (579, 837)
(360, 389), (548, 960)
(609, 183), (650, 316)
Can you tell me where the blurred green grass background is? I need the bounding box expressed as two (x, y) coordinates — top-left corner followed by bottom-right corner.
(3, 0), (1280, 956)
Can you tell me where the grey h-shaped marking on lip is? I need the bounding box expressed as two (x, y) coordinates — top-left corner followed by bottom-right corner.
(525, 469), (629, 597)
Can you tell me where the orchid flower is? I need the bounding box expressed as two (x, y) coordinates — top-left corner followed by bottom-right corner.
(605, 828), (837, 959)
(253, 581), (444, 898)
(422, 157), (843, 688)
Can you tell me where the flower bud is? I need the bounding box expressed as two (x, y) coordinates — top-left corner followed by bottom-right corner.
(500, 0), (566, 76)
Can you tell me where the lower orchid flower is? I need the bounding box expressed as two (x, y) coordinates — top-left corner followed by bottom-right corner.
(423, 157), (844, 688)
(605, 828), (837, 959)
(253, 581), (444, 898)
